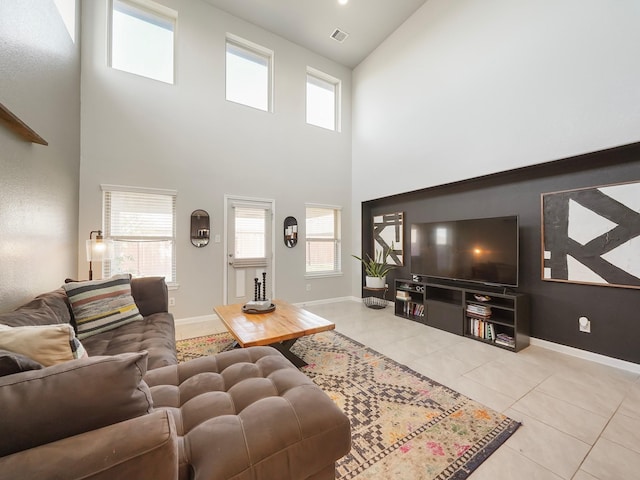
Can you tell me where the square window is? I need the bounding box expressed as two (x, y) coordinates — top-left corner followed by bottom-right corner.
(226, 37), (272, 112)
(102, 186), (177, 285)
(306, 68), (340, 131)
(110, 0), (176, 84)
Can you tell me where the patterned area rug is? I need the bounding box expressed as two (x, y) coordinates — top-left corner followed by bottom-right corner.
(176, 330), (520, 479)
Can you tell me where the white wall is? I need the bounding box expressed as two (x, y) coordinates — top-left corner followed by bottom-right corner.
(353, 0), (640, 201)
(80, 0), (353, 318)
(351, 0), (640, 294)
(0, 0), (80, 311)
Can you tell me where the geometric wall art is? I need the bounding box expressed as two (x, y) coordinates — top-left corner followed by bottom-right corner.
(373, 212), (404, 266)
(541, 180), (640, 289)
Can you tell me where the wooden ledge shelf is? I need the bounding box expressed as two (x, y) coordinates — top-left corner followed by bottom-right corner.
(0, 101), (48, 145)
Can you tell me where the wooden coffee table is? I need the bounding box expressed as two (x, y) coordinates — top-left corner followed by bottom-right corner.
(213, 299), (335, 367)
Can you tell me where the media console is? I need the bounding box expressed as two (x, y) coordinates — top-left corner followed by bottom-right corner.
(394, 279), (530, 352)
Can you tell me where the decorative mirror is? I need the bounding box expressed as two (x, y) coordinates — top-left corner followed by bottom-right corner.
(284, 216), (298, 248)
(191, 210), (210, 247)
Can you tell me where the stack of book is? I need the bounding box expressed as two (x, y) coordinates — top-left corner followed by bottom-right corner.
(396, 290), (411, 301)
(467, 303), (495, 341)
(495, 333), (515, 348)
(467, 304), (491, 317)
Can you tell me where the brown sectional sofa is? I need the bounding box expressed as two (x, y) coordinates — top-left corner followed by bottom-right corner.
(0, 277), (351, 479)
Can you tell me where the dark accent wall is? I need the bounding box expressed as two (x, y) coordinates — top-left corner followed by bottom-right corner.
(362, 142), (640, 364)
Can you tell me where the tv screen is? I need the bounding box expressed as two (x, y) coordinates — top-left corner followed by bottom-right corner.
(410, 216), (519, 287)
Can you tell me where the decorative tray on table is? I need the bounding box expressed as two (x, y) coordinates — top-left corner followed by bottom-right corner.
(242, 302), (276, 314)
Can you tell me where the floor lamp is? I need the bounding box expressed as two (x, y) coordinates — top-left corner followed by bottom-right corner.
(86, 230), (113, 280)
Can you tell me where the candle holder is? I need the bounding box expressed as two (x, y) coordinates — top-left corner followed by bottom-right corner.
(242, 272), (275, 314)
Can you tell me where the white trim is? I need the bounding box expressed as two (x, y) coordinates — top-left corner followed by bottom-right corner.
(305, 202), (343, 211)
(175, 313), (220, 325)
(108, 0), (177, 84)
(115, 0), (177, 19)
(531, 337), (640, 374)
(294, 296), (359, 307)
(223, 194), (276, 306)
(306, 66), (342, 132)
(225, 33), (274, 113)
(101, 184), (177, 196)
(305, 272), (343, 279)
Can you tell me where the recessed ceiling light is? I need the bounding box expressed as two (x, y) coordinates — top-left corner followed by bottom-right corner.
(338, 0), (348, 5)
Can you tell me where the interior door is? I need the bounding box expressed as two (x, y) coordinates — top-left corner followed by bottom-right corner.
(225, 196), (274, 305)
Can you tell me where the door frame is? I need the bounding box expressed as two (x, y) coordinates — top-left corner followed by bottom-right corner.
(223, 194), (276, 305)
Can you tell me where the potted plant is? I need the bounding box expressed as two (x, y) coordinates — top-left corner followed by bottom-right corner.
(352, 244), (396, 289)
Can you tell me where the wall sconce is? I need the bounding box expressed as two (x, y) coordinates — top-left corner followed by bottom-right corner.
(284, 216), (298, 248)
(190, 210), (210, 247)
(86, 230), (114, 280)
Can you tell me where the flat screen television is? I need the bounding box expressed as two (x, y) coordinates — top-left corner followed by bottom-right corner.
(410, 215), (519, 287)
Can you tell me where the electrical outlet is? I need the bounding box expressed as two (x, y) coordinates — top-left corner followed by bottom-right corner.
(169, 297), (175, 306)
(579, 316), (590, 333)
(306, 284), (311, 291)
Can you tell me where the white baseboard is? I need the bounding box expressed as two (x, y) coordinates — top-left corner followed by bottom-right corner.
(531, 337), (640, 374)
(175, 313), (219, 325)
(293, 296), (359, 307)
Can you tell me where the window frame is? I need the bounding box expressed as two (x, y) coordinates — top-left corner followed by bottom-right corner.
(225, 34), (274, 112)
(101, 184), (178, 287)
(306, 67), (341, 132)
(108, 0), (177, 84)
(305, 204), (343, 278)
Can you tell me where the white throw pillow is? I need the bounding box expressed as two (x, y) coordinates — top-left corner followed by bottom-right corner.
(0, 323), (87, 367)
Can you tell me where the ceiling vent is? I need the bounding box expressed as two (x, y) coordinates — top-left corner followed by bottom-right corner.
(330, 28), (349, 43)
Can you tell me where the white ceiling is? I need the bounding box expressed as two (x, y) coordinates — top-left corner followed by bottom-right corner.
(201, 0), (428, 68)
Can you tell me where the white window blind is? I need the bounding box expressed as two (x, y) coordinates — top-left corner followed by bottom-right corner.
(226, 37), (272, 112)
(110, 0), (176, 84)
(306, 68), (340, 131)
(306, 205), (341, 274)
(233, 206), (267, 267)
(102, 186), (177, 284)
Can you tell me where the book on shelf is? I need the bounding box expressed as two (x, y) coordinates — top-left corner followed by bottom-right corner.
(468, 317), (497, 341)
(466, 304), (492, 317)
(396, 291), (410, 301)
(495, 333), (515, 348)
(404, 301), (424, 317)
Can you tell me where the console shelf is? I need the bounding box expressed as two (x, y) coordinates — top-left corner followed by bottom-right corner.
(394, 279), (530, 352)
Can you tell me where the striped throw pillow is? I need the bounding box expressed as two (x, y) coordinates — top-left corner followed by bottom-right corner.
(63, 274), (143, 339)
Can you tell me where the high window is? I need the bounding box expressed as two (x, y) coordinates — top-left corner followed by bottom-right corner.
(306, 68), (340, 131)
(225, 36), (273, 112)
(110, 0), (176, 84)
(102, 185), (177, 285)
(305, 205), (342, 275)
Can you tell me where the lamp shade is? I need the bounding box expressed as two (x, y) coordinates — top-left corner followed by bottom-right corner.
(86, 238), (114, 262)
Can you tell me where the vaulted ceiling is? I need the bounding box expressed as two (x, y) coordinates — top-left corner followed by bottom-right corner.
(202, 0), (427, 68)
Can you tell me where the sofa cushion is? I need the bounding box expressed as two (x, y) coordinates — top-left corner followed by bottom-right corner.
(63, 274), (143, 340)
(0, 349), (43, 377)
(0, 323), (87, 367)
(130, 276), (169, 316)
(144, 347), (351, 480)
(0, 289), (73, 328)
(0, 351), (153, 457)
(82, 312), (177, 370)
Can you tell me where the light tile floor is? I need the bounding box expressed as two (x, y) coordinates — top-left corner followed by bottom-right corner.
(175, 300), (640, 480)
